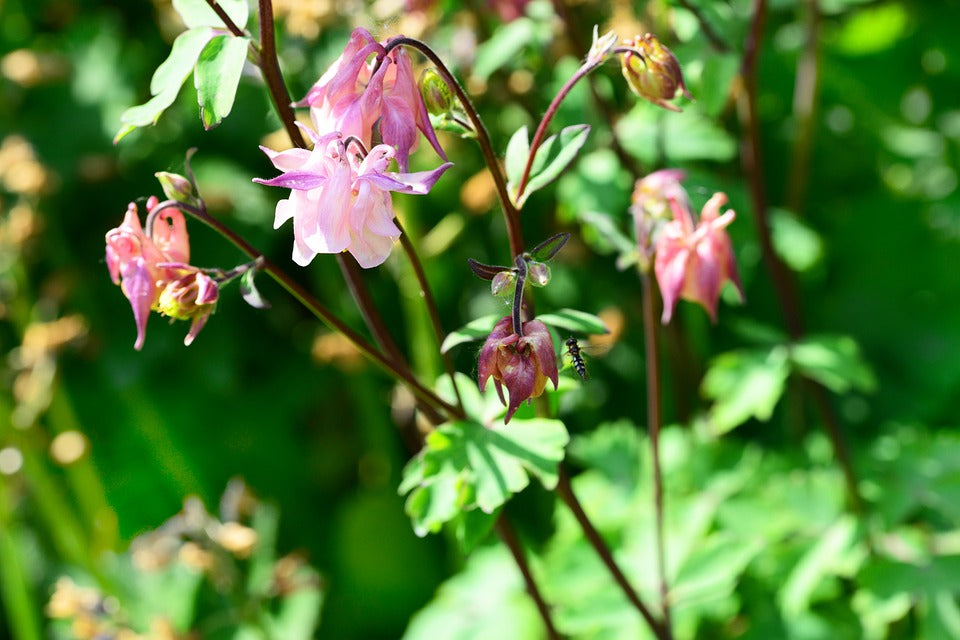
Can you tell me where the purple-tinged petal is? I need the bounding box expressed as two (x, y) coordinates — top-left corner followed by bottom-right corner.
(254, 171), (328, 191)
(258, 145), (312, 172)
(119, 257), (156, 351)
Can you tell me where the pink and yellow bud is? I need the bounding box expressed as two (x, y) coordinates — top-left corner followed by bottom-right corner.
(156, 268), (219, 346)
(620, 34), (692, 112)
(478, 317), (559, 423)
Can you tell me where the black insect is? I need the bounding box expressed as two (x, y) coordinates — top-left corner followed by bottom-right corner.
(565, 337), (588, 380)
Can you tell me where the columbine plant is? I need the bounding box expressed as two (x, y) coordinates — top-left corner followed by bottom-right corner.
(105, 3), (740, 638)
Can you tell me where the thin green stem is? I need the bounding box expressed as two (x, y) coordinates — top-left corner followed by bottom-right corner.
(641, 274), (671, 636)
(157, 199), (459, 418)
(395, 219), (465, 415)
(385, 37), (525, 258)
(786, 0), (821, 213)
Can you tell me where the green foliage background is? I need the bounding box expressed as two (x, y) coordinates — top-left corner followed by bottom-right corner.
(2, 0), (960, 638)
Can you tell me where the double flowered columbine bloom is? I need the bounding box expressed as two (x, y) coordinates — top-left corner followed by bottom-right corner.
(256, 128), (452, 268)
(105, 197), (218, 349)
(258, 28), (452, 268)
(654, 192), (744, 324)
(298, 27), (446, 172)
(478, 317), (559, 423)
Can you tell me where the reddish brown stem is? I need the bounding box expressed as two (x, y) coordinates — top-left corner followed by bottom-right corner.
(495, 516), (563, 640)
(641, 274), (671, 636)
(556, 466), (668, 638)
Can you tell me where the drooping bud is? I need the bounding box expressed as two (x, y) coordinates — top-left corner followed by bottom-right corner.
(156, 267), (219, 346)
(419, 68), (454, 117)
(478, 316), (559, 423)
(620, 34), (692, 112)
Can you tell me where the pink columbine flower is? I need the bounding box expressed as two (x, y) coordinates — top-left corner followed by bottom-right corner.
(255, 127), (452, 268)
(478, 317), (559, 423)
(654, 192), (744, 324)
(298, 27), (445, 172)
(631, 169), (691, 264)
(105, 197), (217, 349)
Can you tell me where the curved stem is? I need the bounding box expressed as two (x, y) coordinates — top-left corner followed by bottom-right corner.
(514, 60), (596, 201)
(641, 274), (671, 636)
(495, 516), (563, 640)
(202, 0), (247, 37)
(385, 37), (525, 258)
(555, 466), (667, 639)
(155, 199), (459, 419)
(395, 219), (465, 415)
(256, 0), (305, 148)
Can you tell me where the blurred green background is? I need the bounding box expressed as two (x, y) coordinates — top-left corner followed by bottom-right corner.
(2, 0), (960, 638)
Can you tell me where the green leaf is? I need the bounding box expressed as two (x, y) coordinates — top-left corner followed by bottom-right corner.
(440, 314), (501, 353)
(504, 126), (530, 192)
(472, 17), (536, 80)
(616, 106), (736, 164)
(790, 334), (877, 394)
(778, 515), (860, 618)
(399, 417), (568, 536)
(515, 124), (591, 207)
(698, 53), (740, 117)
(173, 0), (249, 29)
(575, 210), (636, 257)
(115, 27), (215, 142)
(402, 547), (543, 639)
(537, 308), (608, 336)
(834, 3), (909, 55)
(194, 35), (250, 130)
(452, 508), (499, 553)
(701, 346), (791, 435)
(770, 208), (825, 273)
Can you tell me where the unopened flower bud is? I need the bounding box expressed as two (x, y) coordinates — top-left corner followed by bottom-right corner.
(478, 317), (559, 423)
(527, 261), (551, 287)
(155, 171), (199, 207)
(491, 270), (517, 299)
(620, 34), (692, 112)
(419, 68), (453, 116)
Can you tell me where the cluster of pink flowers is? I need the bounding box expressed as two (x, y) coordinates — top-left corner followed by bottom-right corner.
(632, 170), (744, 323)
(105, 197), (218, 350)
(257, 28), (449, 268)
